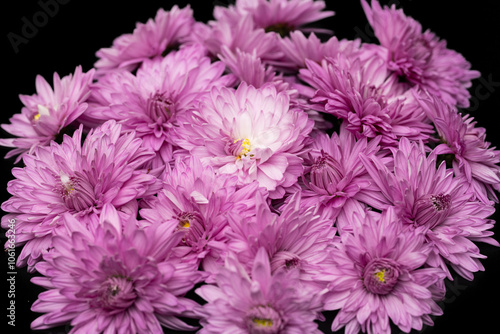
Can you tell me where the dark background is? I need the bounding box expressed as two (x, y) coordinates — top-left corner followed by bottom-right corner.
(2, 1), (499, 333)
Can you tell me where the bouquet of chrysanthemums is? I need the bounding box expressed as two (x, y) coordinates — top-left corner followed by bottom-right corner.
(1, 0), (499, 333)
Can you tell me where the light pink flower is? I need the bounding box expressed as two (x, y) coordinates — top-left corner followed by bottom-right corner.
(196, 247), (325, 333)
(86, 45), (233, 167)
(320, 207), (445, 333)
(1, 120), (157, 271)
(361, 0), (480, 107)
(0, 66), (94, 163)
(30, 205), (204, 333)
(173, 82), (314, 198)
(94, 5), (197, 77)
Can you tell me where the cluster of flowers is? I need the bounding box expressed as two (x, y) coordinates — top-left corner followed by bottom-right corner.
(1, 1), (499, 333)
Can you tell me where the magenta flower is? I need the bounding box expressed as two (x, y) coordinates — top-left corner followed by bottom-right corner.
(202, 13), (284, 65)
(139, 156), (265, 271)
(279, 31), (361, 70)
(86, 45), (233, 167)
(360, 137), (499, 280)
(220, 0), (334, 36)
(195, 247), (325, 334)
(30, 205), (204, 333)
(418, 94), (500, 204)
(226, 191), (336, 293)
(361, 0), (480, 108)
(300, 52), (434, 146)
(173, 82), (314, 198)
(320, 207), (445, 333)
(94, 5), (197, 77)
(1, 120), (157, 271)
(300, 123), (386, 220)
(0, 66), (94, 163)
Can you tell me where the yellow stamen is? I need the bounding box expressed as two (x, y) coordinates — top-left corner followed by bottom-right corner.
(252, 318), (273, 327)
(375, 269), (386, 283)
(235, 138), (251, 159)
(34, 104), (50, 121)
(178, 220), (190, 229)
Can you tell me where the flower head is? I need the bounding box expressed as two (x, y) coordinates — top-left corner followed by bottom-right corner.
(361, 0), (480, 107)
(300, 123), (385, 219)
(360, 137), (499, 280)
(1, 120), (157, 271)
(300, 52), (434, 146)
(139, 156), (265, 270)
(320, 207), (445, 333)
(86, 45), (233, 166)
(30, 205), (204, 333)
(173, 82), (313, 198)
(418, 94), (500, 203)
(94, 5), (197, 76)
(0, 66), (94, 163)
(196, 247), (325, 333)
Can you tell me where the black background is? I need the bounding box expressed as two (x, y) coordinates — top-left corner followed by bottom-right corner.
(2, 1), (499, 333)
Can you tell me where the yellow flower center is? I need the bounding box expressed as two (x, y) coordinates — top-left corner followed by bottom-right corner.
(252, 318), (273, 327)
(374, 269), (386, 283)
(235, 138), (251, 159)
(178, 219), (190, 229)
(33, 104), (50, 121)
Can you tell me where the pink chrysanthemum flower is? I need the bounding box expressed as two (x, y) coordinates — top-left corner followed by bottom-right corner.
(418, 94), (500, 204)
(0, 66), (94, 163)
(86, 45), (233, 167)
(360, 137), (499, 280)
(218, 46), (278, 88)
(139, 156), (265, 271)
(279, 31), (361, 70)
(1, 120), (157, 271)
(173, 82), (314, 198)
(300, 123), (386, 219)
(202, 13), (284, 65)
(226, 191), (336, 292)
(300, 52), (434, 146)
(94, 5), (196, 77)
(361, 0), (480, 108)
(216, 0), (334, 37)
(30, 205), (204, 333)
(320, 207), (445, 334)
(195, 247), (325, 334)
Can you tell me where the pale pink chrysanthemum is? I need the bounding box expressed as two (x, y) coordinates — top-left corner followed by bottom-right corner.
(139, 156), (266, 271)
(300, 52), (434, 146)
(195, 247), (325, 334)
(30, 205), (204, 333)
(319, 207), (446, 334)
(86, 45), (233, 167)
(0, 66), (94, 163)
(0, 120), (157, 271)
(418, 93), (500, 204)
(360, 137), (499, 280)
(226, 191), (336, 292)
(173, 82), (314, 198)
(94, 5), (197, 77)
(361, 0), (480, 108)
